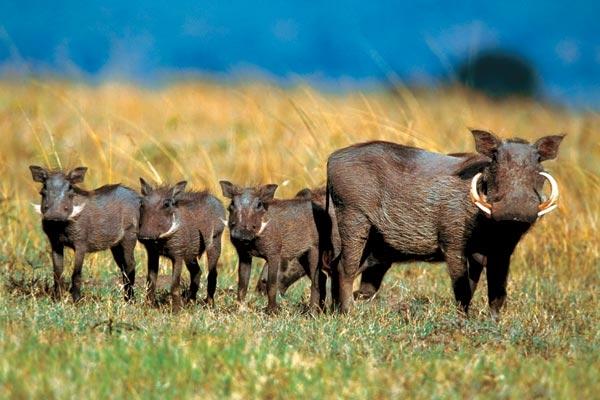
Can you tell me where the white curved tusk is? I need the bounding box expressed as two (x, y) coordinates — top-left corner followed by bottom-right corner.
(537, 204), (558, 217)
(31, 203), (42, 214)
(220, 218), (229, 227)
(539, 172), (559, 205)
(68, 203), (86, 220)
(159, 214), (181, 238)
(538, 172), (559, 217)
(257, 219), (270, 236)
(469, 173), (492, 216)
(474, 201), (492, 215)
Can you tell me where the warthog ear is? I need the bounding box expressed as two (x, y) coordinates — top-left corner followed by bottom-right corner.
(258, 184), (278, 202)
(535, 134), (565, 161)
(67, 167), (87, 184)
(219, 180), (238, 199)
(140, 177), (153, 196)
(171, 181), (187, 201)
(29, 165), (48, 182)
(470, 129), (501, 157)
(453, 154), (491, 179)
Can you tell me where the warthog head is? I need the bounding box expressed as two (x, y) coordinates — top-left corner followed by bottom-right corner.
(29, 166), (87, 222)
(138, 178), (187, 240)
(219, 181), (278, 243)
(464, 129), (564, 223)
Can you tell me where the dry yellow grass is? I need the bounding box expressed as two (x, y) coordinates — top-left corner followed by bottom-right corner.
(0, 79), (598, 399)
(1, 79), (598, 275)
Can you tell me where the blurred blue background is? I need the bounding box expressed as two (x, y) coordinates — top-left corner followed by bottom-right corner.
(1, 1), (598, 107)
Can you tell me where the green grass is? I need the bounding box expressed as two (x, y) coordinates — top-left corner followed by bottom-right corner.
(1, 245), (597, 399)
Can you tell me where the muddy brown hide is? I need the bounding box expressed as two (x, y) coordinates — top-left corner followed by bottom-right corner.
(138, 179), (225, 310)
(327, 129), (564, 317)
(220, 181), (329, 313)
(256, 187), (391, 300)
(29, 166), (140, 302)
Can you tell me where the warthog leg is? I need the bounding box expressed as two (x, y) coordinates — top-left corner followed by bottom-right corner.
(205, 233), (221, 307)
(50, 243), (64, 300)
(336, 211), (371, 313)
(145, 247), (159, 306)
(111, 239), (136, 302)
(237, 251), (252, 303)
(185, 259), (201, 302)
(486, 252), (511, 320)
(69, 248), (86, 302)
(265, 254), (281, 313)
(446, 250), (472, 315)
(354, 260), (392, 300)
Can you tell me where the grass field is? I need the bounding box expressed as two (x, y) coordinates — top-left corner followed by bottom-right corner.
(0, 80), (598, 399)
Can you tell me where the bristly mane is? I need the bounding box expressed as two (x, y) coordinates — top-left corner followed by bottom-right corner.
(149, 186), (209, 205)
(506, 138), (530, 144)
(42, 169), (121, 197)
(267, 198), (311, 206)
(178, 190), (210, 205)
(76, 184), (122, 196)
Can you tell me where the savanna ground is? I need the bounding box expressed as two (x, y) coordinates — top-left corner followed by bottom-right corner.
(0, 80), (598, 399)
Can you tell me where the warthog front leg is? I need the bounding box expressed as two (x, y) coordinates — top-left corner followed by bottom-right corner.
(236, 251), (253, 303)
(50, 244), (64, 300)
(446, 250), (473, 315)
(145, 247), (159, 306)
(69, 248), (86, 303)
(265, 254), (281, 313)
(486, 252), (511, 320)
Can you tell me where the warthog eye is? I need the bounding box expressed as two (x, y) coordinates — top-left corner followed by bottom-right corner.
(163, 200), (173, 209)
(256, 201), (263, 210)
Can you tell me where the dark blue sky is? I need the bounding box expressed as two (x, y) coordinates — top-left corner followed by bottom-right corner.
(1, 1), (598, 106)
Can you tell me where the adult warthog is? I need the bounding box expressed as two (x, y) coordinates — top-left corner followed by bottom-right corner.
(327, 130), (563, 317)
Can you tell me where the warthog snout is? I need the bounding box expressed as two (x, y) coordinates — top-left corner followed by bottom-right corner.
(491, 200), (540, 223)
(230, 227), (257, 242)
